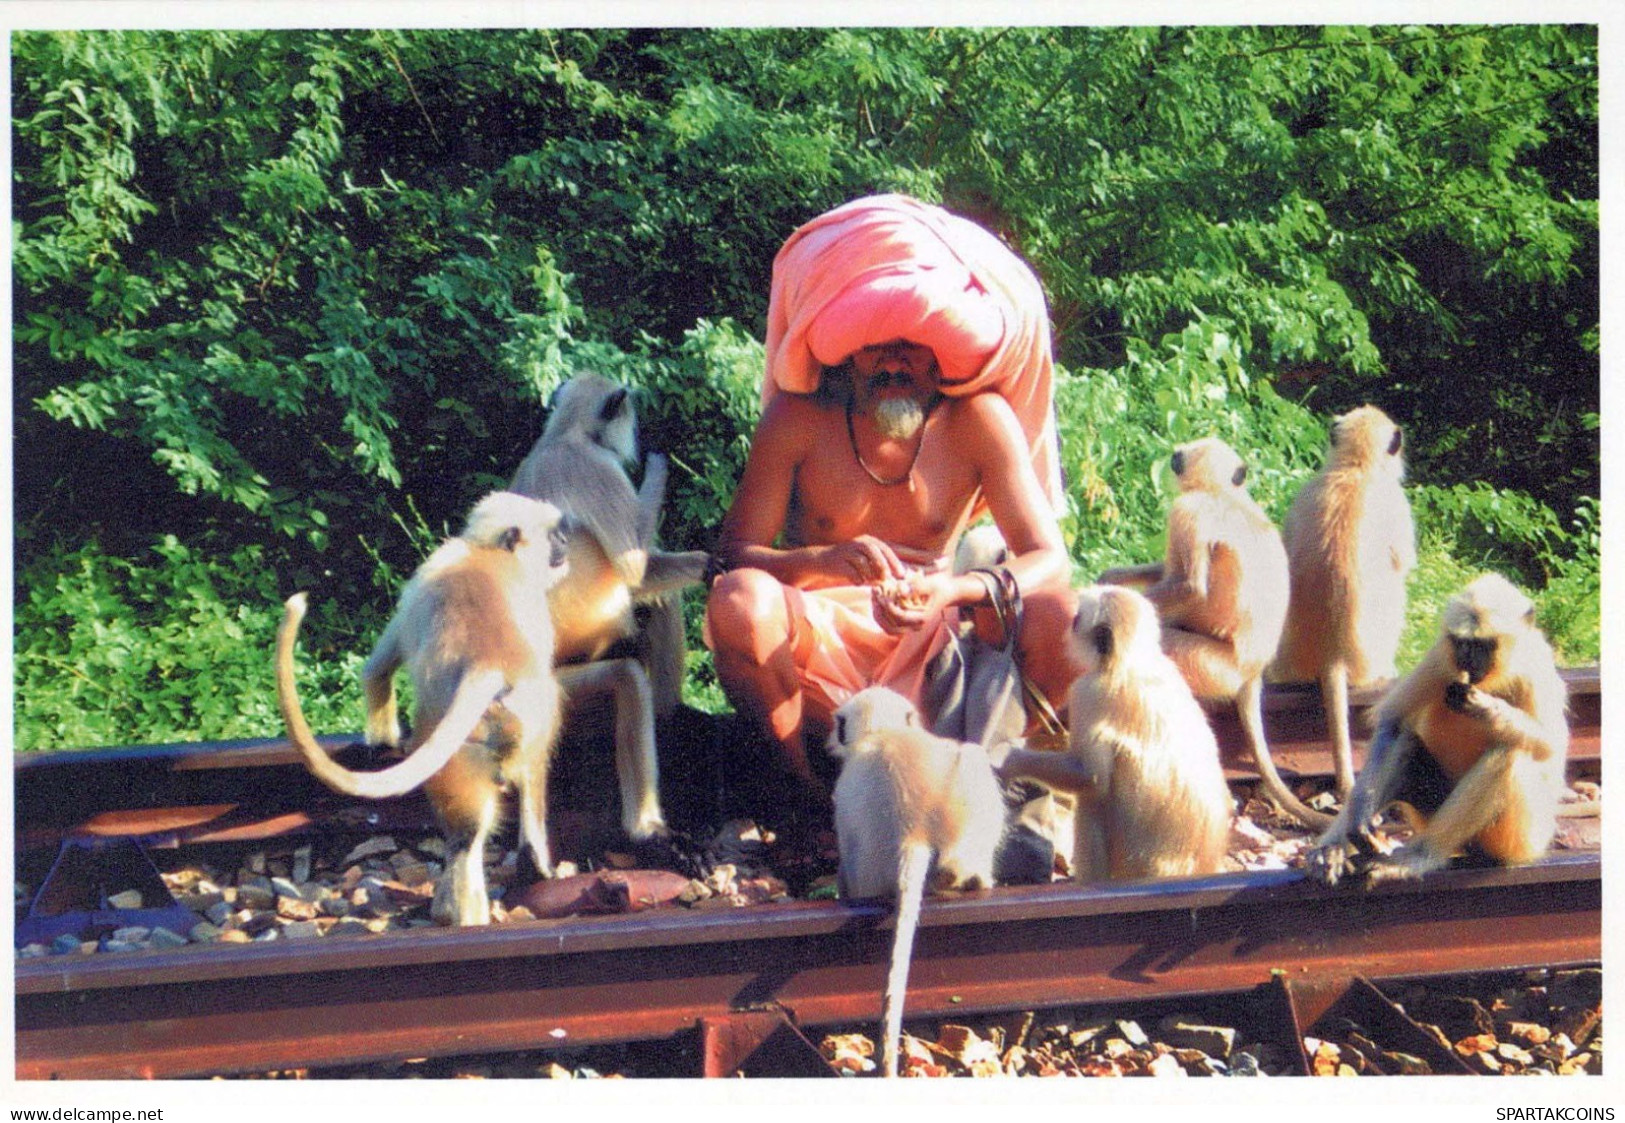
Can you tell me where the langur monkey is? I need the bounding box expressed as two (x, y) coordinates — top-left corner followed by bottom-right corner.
(1098, 438), (1315, 826)
(1305, 573), (1570, 888)
(995, 585), (1232, 881)
(1272, 406), (1416, 800)
(277, 492), (571, 926)
(509, 372), (709, 841)
(827, 687), (1004, 1078)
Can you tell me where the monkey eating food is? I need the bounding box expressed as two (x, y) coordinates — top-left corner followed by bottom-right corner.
(1304, 573), (1570, 888)
(827, 686), (1004, 1077)
(277, 491), (570, 926)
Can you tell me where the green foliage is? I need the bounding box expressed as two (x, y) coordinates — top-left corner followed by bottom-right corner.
(13, 538), (380, 751)
(1055, 320), (1326, 578)
(11, 26), (1596, 749)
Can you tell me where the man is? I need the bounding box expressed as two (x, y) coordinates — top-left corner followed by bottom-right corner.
(706, 195), (1077, 799)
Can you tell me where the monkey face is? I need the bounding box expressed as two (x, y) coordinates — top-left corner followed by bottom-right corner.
(1451, 635), (1498, 685)
(548, 520), (570, 568)
(1170, 438), (1248, 494)
(828, 686), (919, 755)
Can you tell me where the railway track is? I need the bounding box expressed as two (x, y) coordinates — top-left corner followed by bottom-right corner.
(13, 669), (1602, 1080)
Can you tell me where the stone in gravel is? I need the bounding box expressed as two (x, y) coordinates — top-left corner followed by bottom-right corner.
(326, 917), (371, 938)
(51, 933), (83, 955)
(239, 911), (280, 936)
(17, 942), (49, 958)
(101, 939), (140, 953)
(189, 922), (224, 943)
(236, 877), (275, 911)
(1550, 1006), (1600, 1048)
(251, 928), (279, 942)
(391, 860), (434, 888)
(206, 901), (233, 926)
(340, 836), (398, 867)
(245, 850), (267, 875)
(106, 889), (144, 910)
(1420, 994), (1495, 1041)
(149, 927), (190, 949)
(1501, 1020), (1552, 1047)
(1228, 1051), (1263, 1076)
(1148, 1052), (1188, 1077)
(111, 926), (152, 944)
(280, 920), (322, 939)
(414, 837), (447, 859)
(318, 896), (351, 918)
(179, 890), (226, 913)
(1497, 1042), (1535, 1067)
(1159, 1016), (1236, 1059)
(1115, 1019), (1149, 1047)
(292, 845), (313, 884)
(270, 876), (307, 901)
(276, 896), (320, 921)
(218, 929), (252, 944)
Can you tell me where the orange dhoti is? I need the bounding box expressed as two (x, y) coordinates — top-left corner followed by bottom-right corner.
(779, 584), (957, 725)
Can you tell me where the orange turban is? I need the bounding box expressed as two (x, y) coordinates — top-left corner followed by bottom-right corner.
(764, 194), (1062, 512)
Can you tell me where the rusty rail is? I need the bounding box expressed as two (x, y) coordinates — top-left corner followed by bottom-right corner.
(12, 667), (1603, 1079)
(14, 669), (1600, 850)
(15, 852), (1601, 1079)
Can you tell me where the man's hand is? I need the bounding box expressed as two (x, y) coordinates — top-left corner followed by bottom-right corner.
(821, 534), (910, 586)
(872, 571), (952, 634)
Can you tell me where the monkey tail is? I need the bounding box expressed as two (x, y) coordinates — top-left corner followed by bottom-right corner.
(1238, 674), (1334, 830)
(1321, 662), (1355, 800)
(277, 594), (503, 800)
(881, 842), (933, 1078)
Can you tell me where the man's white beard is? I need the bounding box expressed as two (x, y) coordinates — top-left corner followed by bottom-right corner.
(871, 394), (927, 440)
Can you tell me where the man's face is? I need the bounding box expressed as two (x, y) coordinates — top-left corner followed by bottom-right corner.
(849, 341), (939, 439)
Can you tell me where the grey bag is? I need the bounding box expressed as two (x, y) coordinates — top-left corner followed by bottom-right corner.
(922, 567), (1065, 884)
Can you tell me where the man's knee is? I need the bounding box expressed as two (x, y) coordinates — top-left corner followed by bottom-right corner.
(706, 568), (791, 659)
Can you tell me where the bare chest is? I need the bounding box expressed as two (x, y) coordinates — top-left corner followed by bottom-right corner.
(786, 420), (980, 553)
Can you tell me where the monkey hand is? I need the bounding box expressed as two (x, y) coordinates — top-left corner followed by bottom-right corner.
(1303, 839), (1362, 888)
(1444, 680), (1494, 720)
(1361, 843), (1441, 888)
(1303, 822), (1386, 888)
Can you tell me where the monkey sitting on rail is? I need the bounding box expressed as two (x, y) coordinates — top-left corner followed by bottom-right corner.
(1098, 437), (1316, 826)
(1271, 405), (1416, 801)
(509, 372), (710, 843)
(1304, 573), (1570, 888)
(277, 492), (570, 926)
(994, 585), (1232, 882)
(827, 686), (1004, 1078)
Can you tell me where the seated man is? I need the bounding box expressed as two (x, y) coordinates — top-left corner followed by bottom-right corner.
(706, 194), (1078, 803)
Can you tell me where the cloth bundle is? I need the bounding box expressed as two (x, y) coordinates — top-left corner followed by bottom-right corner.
(763, 193), (1063, 514)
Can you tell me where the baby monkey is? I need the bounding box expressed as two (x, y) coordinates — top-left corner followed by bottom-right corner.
(1305, 573), (1570, 888)
(996, 585), (1232, 881)
(828, 686), (1004, 1077)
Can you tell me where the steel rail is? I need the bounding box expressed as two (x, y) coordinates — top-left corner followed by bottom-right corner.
(14, 851), (1600, 1079)
(13, 669), (1600, 849)
(13, 667), (1603, 1079)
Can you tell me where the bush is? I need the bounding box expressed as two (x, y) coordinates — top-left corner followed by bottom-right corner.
(13, 538), (380, 751)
